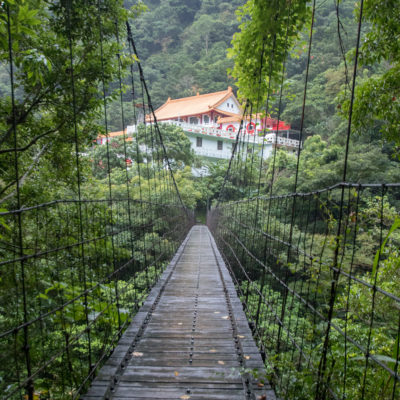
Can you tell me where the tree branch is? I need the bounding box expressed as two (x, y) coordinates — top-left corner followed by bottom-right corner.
(0, 144), (49, 205)
(0, 85), (55, 147)
(0, 122), (64, 155)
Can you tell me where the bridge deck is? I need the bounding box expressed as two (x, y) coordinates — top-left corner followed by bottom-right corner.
(84, 226), (275, 400)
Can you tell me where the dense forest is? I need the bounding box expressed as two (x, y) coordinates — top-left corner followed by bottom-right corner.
(101, 0), (246, 131)
(130, 0), (244, 107)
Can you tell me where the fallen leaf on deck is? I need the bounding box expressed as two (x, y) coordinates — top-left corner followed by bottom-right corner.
(209, 348), (217, 353)
(174, 371), (179, 377)
(222, 315), (229, 320)
(244, 355), (251, 360)
(238, 335), (245, 339)
(218, 360), (225, 365)
(177, 322), (183, 325)
(132, 351), (143, 357)
(180, 396), (190, 400)
(257, 395), (267, 400)
(257, 382), (265, 387)
(214, 311), (220, 314)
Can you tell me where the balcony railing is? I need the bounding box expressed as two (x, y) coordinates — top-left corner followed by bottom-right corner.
(126, 121), (301, 149)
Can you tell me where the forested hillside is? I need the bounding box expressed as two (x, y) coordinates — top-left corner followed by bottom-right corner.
(1, 0), (398, 204)
(103, 0), (245, 130)
(125, 0), (355, 133)
(130, 0), (398, 166)
(128, 0), (245, 108)
(225, 0), (400, 194)
(122, 0), (399, 197)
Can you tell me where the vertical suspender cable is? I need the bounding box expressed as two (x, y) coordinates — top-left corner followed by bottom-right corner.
(68, 0), (91, 374)
(215, 102), (249, 207)
(6, 4), (33, 399)
(97, 0), (121, 332)
(126, 22), (189, 217)
(66, 0), (93, 377)
(255, 1), (292, 338)
(316, 0), (364, 397)
(115, 19), (138, 302)
(256, 35), (277, 198)
(277, 0), (316, 356)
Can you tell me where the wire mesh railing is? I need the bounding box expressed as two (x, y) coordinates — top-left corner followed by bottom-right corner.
(208, 182), (400, 400)
(0, 199), (191, 398)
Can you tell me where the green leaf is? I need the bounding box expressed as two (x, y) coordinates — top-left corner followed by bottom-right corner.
(372, 217), (400, 278)
(392, 333), (400, 365)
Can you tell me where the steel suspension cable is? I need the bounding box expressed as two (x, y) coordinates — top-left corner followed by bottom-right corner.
(97, 0), (121, 333)
(276, 0), (316, 358)
(66, 0), (93, 382)
(115, 18), (138, 304)
(6, 4), (33, 399)
(126, 21), (189, 216)
(316, 0), (365, 396)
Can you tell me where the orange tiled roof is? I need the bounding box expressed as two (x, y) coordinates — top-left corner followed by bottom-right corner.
(148, 87), (241, 121)
(217, 114), (263, 124)
(217, 114), (292, 130)
(217, 116), (242, 124)
(97, 130), (126, 139)
(96, 130), (133, 141)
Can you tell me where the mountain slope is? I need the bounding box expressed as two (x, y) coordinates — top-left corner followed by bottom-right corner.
(129, 0), (245, 107)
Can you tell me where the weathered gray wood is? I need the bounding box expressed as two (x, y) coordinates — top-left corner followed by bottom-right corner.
(83, 226), (276, 400)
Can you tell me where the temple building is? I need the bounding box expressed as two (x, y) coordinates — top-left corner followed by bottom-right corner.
(140, 87), (300, 160)
(97, 88), (300, 161)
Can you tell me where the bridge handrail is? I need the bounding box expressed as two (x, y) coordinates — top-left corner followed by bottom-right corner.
(217, 181), (400, 206)
(0, 198), (185, 216)
(134, 120), (302, 148)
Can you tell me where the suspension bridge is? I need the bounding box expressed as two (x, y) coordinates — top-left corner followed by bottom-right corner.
(1, 1), (399, 400)
(84, 225), (275, 399)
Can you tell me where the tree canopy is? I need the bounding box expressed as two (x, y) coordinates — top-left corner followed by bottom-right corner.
(0, 0), (144, 206)
(228, 0), (310, 105)
(346, 0), (400, 147)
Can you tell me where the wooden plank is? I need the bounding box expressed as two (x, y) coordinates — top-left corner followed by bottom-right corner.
(83, 226), (276, 400)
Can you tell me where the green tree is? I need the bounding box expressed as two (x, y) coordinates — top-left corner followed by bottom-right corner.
(91, 137), (139, 179)
(137, 124), (194, 170)
(130, 0), (245, 107)
(0, 0), (144, 206)
(183, 14), (219, 57)
(346, 0), (400, 150)
(227, 0), (310, 105)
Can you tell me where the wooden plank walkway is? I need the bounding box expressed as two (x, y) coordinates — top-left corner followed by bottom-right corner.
(84, 225), (276, 400)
